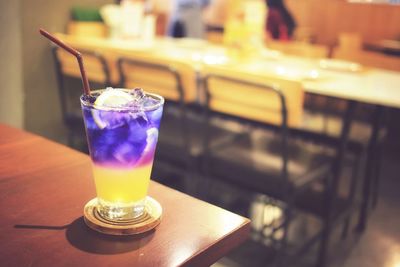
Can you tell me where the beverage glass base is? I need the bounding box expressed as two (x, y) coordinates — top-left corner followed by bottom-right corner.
(97, 198), (145, 221)
(84, 197), (162, 235)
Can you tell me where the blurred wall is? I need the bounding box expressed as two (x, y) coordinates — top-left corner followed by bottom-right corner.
(21, 0), (111, 143)
(286, 0), (400, 45)
(0, 0), (24, 128)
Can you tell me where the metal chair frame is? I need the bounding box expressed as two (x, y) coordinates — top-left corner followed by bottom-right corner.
(202, 74), (289, 185)
(202, 74), (356, 267)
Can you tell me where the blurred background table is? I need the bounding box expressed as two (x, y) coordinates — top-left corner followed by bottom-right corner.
(0, 124), (250, 267)
(53, 33), (400, 107)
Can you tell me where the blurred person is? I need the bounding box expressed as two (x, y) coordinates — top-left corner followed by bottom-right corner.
(145, 0), (173, 35)
(167, 0), (210, 38)
(265, 0), (296, 41)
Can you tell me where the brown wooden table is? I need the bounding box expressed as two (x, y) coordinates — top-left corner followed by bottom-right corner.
(0, 124), (250, 267)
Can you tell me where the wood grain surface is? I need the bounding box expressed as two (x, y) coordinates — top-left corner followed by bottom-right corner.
(287, 0), (400, 45)
(0, 124), (250, 267)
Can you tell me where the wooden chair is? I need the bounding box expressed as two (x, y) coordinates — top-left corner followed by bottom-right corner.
(117, 57), (197, 104)
(266, 41), (329, 59)
(200, 68), (356, 267)
(270, 40), (345, 127)
(52, 46), (110, 149)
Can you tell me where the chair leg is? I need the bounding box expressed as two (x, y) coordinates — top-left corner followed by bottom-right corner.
(317, 218), (331, 266)
(197, 165), (212, 201)
(371, 143), (382, 209)
(341, 153), (361, 240)
(183, 159), (202, 198)
(341, 217), (351, 241)
(316, 176), (334, 267)
(318, 100), (355, 266)
(183, 172), (200, 197)
(198, 150), (220, 202)
(275, 202), (293, 267)
(357, 105), (384, 232)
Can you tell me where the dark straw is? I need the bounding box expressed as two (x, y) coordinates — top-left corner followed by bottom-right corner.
(39, 28), (91, 96)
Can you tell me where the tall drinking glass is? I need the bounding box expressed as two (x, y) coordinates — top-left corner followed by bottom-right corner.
(80, 88), (164, 221)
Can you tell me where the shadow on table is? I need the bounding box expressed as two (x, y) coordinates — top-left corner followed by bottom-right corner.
(14, 217), (154, 255)
(66, 217), (155, 254)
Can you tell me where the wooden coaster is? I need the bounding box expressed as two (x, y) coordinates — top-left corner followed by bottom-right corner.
(83, 197), (162, 235)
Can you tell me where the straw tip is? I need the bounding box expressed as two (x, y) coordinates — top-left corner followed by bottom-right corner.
(39, 28), (48, 36)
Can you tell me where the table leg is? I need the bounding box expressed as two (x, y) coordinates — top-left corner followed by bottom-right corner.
(371, 140), (383, 208)
(357, 105), (384, 232)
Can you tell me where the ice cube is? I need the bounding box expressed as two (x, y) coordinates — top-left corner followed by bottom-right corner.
(82, 94), (97, 104)
(146, 106), (163, 127)
(134, 112), (149, 127)
(88, 126), (130, 163)
(129, 88), (145, 102)
(93, 110), (130, 129)
(127, 119), (148, 143)
(142, 96), (158, 108)
(113, 132), (148, 165)
(112, 142), (140, 165)
(145, 127), (159, 151)
(83, 108), (98, 130)
(122, 88), (146, 111)
(135, 128), (159, 166)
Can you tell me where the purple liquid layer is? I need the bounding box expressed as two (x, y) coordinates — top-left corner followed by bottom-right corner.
(81, 97), (163, 168)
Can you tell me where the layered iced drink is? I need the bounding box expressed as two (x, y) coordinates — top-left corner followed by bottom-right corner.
(80, 88), (164, 221)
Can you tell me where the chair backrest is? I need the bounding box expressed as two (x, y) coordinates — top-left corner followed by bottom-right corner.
(333, 48), (400, 72)
(52, 46), (110, 121)
(202, 71), (304, 182)
(53, 46), (110, 84)
(202, 66), (305, 128)
(266, 41), (329, 59)
(117, 57), (197, 104)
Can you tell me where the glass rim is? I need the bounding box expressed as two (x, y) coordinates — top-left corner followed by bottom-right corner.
(80, 89), (164, 112)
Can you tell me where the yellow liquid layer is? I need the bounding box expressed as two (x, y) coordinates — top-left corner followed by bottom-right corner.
(92, 163), (152, 203)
